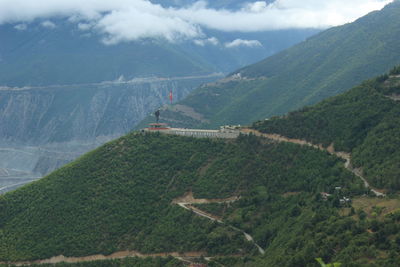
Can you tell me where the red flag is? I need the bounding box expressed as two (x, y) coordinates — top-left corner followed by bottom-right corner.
(169, 90), (173, 104)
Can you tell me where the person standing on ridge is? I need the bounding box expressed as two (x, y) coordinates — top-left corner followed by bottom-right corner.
(155, 109), (160, 123)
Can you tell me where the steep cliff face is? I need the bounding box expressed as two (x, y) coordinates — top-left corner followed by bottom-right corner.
(0, 75), (219, 192)
(0, 77), (215, 144)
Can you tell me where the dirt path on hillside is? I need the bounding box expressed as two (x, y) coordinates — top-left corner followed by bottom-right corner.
(3, 193), (245, 266)
(1, 251), (207, 266)
(172, 192), (265, 255)
(241, 129), (385, 197)
(172, 191), (239, 205)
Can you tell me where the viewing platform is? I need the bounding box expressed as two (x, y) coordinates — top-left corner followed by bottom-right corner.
(143, 123), (243, 139)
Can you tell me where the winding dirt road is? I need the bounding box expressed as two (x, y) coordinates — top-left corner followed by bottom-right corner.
(1, 251), (206, 266)
(3, 193), (244, 266)
(241, 129), (386, 197)
(172, 192), (265, 255)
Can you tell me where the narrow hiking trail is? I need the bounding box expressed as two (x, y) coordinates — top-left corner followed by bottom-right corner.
(172, 192), (265, 255)
(241, 129), (386, 197)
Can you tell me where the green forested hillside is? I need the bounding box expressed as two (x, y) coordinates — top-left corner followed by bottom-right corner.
(253, 67), (400, 191)
(1, 131), (400, 266)
(151, 1), (400, 129)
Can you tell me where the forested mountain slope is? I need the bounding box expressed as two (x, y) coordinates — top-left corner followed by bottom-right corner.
(253, 66), (400, 191)
(153, 1), (400, 129)
(1, 132), (400, 266)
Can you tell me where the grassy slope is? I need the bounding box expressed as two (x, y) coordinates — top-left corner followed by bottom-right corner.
(155, 1), (400, 129)
(0, 131), (379, 266)
(253, 67), (400, 190)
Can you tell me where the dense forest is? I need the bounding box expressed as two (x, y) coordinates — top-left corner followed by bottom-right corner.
(253, 66), (400, 191)
(1, 130), (400, 266)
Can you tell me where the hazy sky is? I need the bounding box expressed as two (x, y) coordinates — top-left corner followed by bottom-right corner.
(0, 0), (394, 44)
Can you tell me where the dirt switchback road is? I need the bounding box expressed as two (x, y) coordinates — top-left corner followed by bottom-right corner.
(173, 192), (265, 255)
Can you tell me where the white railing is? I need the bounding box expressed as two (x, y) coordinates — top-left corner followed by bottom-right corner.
(144, 128), (243, 139)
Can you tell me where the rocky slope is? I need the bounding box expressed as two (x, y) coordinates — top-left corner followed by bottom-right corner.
(0, 75), (218, 193)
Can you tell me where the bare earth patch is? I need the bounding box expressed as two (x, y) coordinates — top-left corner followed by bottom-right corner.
(352, 196), (400, 218)
(172, 191), (239, 205)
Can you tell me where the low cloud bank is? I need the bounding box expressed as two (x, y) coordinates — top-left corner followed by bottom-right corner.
(225, 39), (262, 48)
(0, 0), (393, 44)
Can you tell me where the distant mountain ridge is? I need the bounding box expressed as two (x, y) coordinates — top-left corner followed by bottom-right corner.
(152, 1), (400, 128)
(0, 17), (317, 87)
(0, 21), (211, 87)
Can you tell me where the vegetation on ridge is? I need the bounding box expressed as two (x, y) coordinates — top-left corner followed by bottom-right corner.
(1, 131), (385, 266)
(253, 67), (400, 191)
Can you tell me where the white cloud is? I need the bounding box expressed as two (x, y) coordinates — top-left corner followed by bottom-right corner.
(78, 23), (92, 31)
(0, 0), (394, 44)
(243, 1), (269, 13)
(41, 20), (56, 29)
(174, 0), (393, 31)
(194, 37), (219, 46)
(14, 23), (27, 31)
(97, 7), (201, 44)
(225, 39), (262, 48)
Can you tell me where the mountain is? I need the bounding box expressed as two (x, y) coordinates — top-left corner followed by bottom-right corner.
(0, 75), (219, 194)
(0, 20), (211, 87)
(152, 1), (400, 129)
(0, 18), (317, 87)
(253, 66), (400, 192)
(1, 68), (400, 266)
(0, 132), (372, 266)
(0, 1), (319, 192)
